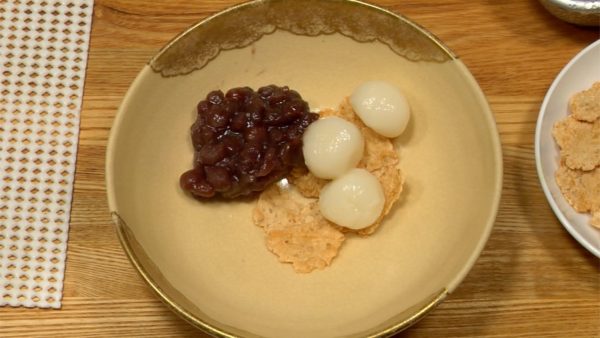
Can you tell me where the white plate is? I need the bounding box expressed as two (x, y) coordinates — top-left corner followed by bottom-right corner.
(535, 39), (600, 258)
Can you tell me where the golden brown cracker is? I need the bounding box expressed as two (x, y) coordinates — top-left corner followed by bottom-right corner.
(291, 99), (403, 235)
(253, 181), (311, 232)
(266, 219), (345, 273)
(255, 98), (405, 272)
(254, 184), (345, 273)
(552, 116), (600, 171)
(555, 164), (600, 228)
(288, 167), (325, 198)
(569, 82), (600, 122)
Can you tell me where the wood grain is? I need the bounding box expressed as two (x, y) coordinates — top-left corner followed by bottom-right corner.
(1, 1), (599, 337)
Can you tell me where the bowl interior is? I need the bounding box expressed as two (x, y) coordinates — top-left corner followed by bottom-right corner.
(106, 1), (502, 337)
(535, 40), (600, 257)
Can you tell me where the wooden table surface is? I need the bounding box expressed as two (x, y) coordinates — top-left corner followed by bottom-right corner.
(2, 0), (599, 337)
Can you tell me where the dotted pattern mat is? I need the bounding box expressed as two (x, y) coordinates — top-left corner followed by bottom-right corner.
(0, 0), (94, 308)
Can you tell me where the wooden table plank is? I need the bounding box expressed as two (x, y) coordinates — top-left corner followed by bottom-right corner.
(1, 1), (598, 337)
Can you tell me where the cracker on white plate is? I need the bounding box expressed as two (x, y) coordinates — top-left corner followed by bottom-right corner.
(569, 81), (600, 122)
(555, 163), (600, 227)
(552, 116), (600, 171)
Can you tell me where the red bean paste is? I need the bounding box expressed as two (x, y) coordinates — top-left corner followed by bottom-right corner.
(180, 85), (319, 199)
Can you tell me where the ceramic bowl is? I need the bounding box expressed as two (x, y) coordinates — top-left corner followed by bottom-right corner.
(106, 1), (503, 336)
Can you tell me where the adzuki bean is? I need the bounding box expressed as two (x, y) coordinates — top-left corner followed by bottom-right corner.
(180, 85), (318, 199)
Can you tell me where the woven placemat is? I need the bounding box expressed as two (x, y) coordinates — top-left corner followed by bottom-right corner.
(0, 0), (94, 308)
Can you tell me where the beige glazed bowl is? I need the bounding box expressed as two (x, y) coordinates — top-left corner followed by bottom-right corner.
(106, 1), (503, 337)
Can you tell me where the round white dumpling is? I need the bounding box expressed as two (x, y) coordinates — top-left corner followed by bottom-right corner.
(319, 168), (385, 230)
(302, 116), (364, 179)
(350, 81), (411, 138)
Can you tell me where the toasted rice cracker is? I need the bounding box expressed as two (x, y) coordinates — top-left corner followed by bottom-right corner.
(290, 98), (404, 236)
(555, 164), (600, 227)
(254, 184), (345, 273)
(288, 167), (324, 198)
(569, 81), (600, 122)
(552, 116), (600, 171)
